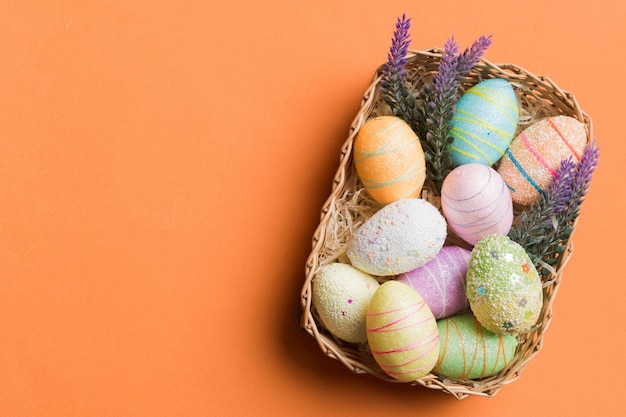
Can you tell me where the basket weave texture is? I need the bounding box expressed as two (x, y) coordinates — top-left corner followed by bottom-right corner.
(298, 48), (593, 399)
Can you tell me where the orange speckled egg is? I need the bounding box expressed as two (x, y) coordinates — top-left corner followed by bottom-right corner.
(354, 116), (426, 204)
(366, 281), (439, 381)
(497, 115), (587, 205)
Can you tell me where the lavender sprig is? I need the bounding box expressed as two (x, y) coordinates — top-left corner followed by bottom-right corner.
(509, 141), (600, 277)
(455, 35), (493, 77)
(379, 14), (420, 133)
(416, 38), (461, 190)
(417, 34), (493, 191)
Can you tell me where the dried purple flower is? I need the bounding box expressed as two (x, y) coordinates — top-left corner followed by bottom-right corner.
(380, 14), (418, 131)
(383, 14), (411, 82)
(549, 157), (578, 215)
(417, 34), (492, 191)
(455, 35), (493, 77)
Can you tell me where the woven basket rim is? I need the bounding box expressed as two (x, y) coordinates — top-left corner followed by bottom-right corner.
(298, 48), (592, 399)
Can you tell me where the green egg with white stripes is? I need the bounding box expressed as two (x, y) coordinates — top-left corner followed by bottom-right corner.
(448, 78), (519, 167)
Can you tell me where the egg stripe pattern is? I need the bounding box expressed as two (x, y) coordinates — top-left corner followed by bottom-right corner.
(367, 302), (431, 333)
(374, 334), (440, 378)
(369, 332), (439, 355)
(503, 148), (545, 197)
(440, 249), (469, 316)
(435, 318), (463, 375)
(469, 315), (510, 379)
(367, 299), (439, 375)
(466, 84), (519, 125)
(442, 168), (512, 235)
(546, 117), (581, 160)
(421, 260), (448, 318)
(435, 316), (511, 379)
(415, 249), (468, 318)
(520, 132), (558, 178)
(353, 117), (416, 163)
(449, 112), (507, 165)
(360, 162), (426, 190)
(353, 137), (420, 162)
(397, 270), (448, 315)
(452, 109), (514, 149)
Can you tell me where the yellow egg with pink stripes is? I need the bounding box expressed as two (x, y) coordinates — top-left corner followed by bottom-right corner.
(354, 116), (426, 204)
(497, 116), (588, 205)
(366, 280), (439, 381)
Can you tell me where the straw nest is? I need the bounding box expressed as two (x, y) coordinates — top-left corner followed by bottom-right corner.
(298, 48), (593, 399)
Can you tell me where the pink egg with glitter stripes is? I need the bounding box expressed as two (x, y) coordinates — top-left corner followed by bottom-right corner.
(497, 115), (588, 206)
(441, 164), (513, 246)
(366, 281), (439, 381)
(396, 246), (471, 319)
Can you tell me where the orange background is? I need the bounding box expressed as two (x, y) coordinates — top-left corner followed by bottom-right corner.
(0, 1), (624, 416)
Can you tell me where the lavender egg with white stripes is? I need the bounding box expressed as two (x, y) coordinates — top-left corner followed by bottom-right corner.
(441, 164), (513, 246)
(396, 246), (471, 319)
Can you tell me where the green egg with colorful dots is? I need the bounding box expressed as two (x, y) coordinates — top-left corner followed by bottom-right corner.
(466, 234), (543, 336)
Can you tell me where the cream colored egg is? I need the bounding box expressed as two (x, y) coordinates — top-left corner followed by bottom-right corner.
(366, 281), (439, 381)
(312, 263), (380, 343)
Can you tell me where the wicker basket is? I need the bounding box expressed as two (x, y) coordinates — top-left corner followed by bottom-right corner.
(298, 48), (593, 399)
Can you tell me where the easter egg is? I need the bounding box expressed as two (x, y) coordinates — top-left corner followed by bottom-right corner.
(347, 198), (447, 276)
(433, 312), (518, 379)
(396, 246), (471, 319)
(353, 116), (426, 204)
(448, 78), (519, 166)
(312, 263), (380, 343)
(441, 164), (513, 245)
(366, 281), (439, 381)
(466, 235), (543, 335)
(497, 115), (588, 205)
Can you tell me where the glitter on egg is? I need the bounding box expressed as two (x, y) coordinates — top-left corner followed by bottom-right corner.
(466, 235), (543, 335)
(497, 115), (587, 205)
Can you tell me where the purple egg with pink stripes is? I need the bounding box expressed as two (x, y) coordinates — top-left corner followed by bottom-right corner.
(397, 246), (471, 319)
(441, 164), (513, 246)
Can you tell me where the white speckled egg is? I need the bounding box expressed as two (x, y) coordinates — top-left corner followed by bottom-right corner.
(466, 234), (543, 336)
(312, 263), (380, 343)
(347, 198), (447, 276)
(441, 164), (513, 246)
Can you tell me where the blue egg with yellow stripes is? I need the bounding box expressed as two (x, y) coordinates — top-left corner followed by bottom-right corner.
(448, 78), (519, 167)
